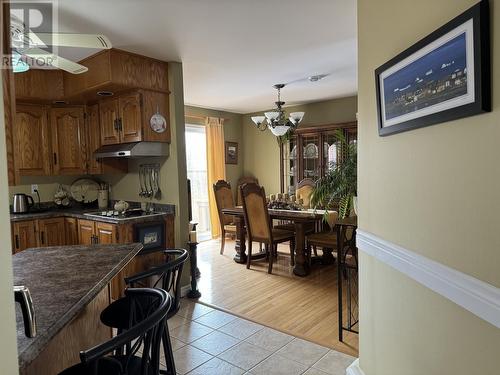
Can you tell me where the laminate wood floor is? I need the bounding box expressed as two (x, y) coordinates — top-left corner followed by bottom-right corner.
(195, 239), (359, 357)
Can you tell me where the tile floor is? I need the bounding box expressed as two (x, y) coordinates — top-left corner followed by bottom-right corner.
(162, 299), (356, 375)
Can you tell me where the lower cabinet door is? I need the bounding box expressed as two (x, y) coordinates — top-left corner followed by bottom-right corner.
(65, 217), (79, 245)
(12, 220), (38, 253)
(38, 217), (66, 247)
(78, 219), (96, 245)
(95, 222), (118, 244)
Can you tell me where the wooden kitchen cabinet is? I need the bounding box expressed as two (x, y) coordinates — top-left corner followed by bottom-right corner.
(50, 107), (86, 175)
(95, 222), (118, 244)
(77, 219), (119, 245)
(119, 93), (142, 143)
(78, 219), (96, 245)
(13, 104), (51, 178)
(86, 103), (128, 175)
(65, 217), (79, 245)
(38, 217), (66, 247)
(12, 220), (38, 253)
(100, 92), (142, 145)
(99, 98), (121, 145)
(86, 104), (102, 174)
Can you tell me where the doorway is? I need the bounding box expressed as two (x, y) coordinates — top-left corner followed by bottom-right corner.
(185, 124), (211, 241)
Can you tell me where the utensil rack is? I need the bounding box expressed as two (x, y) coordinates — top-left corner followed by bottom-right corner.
(139, 163), (162, 200)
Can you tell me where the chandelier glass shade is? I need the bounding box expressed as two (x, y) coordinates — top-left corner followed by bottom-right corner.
(251, 84), (305, 136)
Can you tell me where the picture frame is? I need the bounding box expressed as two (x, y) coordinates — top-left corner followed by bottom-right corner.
(225, 141), (238, 164)
(375, 0), (490, 136)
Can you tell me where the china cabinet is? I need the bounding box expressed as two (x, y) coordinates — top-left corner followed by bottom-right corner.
(280, 122), (357, 194)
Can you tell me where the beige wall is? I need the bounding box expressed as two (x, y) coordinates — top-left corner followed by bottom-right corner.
(358, 0), (500, 374)
(184, 105), (244, 195)
(242, 96), (357, 194)
(0, 71), (20, 372)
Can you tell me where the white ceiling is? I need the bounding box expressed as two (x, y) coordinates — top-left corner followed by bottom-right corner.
(43, 0), (357, 113)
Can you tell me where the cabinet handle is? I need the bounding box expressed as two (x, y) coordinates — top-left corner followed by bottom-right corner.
(53, 153), (57, 165)
(113, 118), (119, 131)
(40, 231), (45, 245)
(15, 235), (19, 249)
(118, 118), (123, 131)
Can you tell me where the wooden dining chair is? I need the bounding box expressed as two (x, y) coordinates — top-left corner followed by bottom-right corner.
(305, 211), (339, 262)
(236, 176), (259, 206)
(240, 182), (295, 274)
(213, 180), (237, 254)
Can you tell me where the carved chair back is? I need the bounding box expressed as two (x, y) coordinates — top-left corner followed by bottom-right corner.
(240, 183), (273, 244)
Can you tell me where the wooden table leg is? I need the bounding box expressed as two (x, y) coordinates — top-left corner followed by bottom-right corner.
(293, 222), (309, 276)
(233, 216), (247, 264)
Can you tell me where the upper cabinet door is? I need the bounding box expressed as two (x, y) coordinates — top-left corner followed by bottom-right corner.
(51, 107), (86, 175)
(119, 93), (142, 143)
(100, 98), (120, 145)
(87, 104), (102, 174)
(14, 105), (51, 177)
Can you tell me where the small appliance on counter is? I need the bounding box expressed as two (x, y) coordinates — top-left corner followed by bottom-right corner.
(12, 193), (34, 213)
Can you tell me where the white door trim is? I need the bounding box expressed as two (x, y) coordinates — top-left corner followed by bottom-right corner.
(346, 359), (365, 375)
(357, 229), (500, 328)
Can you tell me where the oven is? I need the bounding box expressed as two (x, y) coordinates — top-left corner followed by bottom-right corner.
(134, 221), (165, 253)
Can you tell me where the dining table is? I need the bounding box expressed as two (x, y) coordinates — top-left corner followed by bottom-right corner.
(221, 206), (325, 276)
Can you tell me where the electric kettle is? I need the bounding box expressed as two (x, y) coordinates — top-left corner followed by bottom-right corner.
(12, 193), (34, 213)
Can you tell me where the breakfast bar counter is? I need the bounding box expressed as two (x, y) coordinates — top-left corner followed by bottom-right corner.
(13, 243), (143, 374)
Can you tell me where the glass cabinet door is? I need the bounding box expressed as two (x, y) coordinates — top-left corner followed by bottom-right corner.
(283, 138), (297, 194)
(323, 132), (341, 175)
(301, 134), (320, 181)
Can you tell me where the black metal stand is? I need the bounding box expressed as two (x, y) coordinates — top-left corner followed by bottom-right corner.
(336, 217), (359, 342)
(187, 241), (201, 299)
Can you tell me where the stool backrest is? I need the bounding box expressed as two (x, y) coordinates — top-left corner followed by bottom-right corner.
(79, 288), (171, 375)
(125, 249), (189, 318)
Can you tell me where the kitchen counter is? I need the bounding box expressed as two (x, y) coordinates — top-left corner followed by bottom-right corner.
(10, 205), (175, 224)
(13, 243), (143, 372)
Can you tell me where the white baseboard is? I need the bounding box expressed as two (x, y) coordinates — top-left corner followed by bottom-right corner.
(357, 230), (500, 328)
(346, 359), (365, 375)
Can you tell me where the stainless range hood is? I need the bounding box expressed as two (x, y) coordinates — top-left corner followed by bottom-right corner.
(94, 142), (169, 159)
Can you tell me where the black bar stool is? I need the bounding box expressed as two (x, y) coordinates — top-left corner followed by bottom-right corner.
(59, 288), (171, 375)
(100, 249), (189, 375)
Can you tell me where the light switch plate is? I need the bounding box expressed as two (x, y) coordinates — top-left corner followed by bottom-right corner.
(31, 184), (38, 193)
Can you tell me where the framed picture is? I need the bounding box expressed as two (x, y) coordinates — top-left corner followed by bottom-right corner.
(225, 141), (238, 164)
(375, 0), (490, 136)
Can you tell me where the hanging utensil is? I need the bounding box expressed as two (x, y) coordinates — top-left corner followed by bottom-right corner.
(154, 167), (162, 200)
(139, 165), (146, 197)
(151, 166), (158, 199)
(148, 166), (154, 198)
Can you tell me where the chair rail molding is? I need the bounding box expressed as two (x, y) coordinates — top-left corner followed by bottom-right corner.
(346, 359), (365, 375)
(357, 230), (500, 329)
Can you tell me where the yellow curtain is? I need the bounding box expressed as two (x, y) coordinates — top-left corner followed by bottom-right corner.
(206, 117), (226, 238)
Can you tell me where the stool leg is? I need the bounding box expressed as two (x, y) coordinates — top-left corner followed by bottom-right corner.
(161, 325), (176, 375)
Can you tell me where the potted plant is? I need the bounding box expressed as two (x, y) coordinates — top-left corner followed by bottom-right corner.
(310, 129), (357, 219)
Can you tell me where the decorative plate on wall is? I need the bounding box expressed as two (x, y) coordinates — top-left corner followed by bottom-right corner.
(70, 178), (100, 203)
(150, 107), (167, 133)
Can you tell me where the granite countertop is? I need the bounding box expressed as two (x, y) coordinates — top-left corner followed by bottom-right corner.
(10, 207), (174, 224)
(13, 243), (143, 370)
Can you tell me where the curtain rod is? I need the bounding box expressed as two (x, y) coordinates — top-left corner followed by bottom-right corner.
(185, 113), (230, 122)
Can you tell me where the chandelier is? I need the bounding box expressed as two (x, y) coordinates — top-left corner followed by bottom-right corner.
(251, 84), (305, 136)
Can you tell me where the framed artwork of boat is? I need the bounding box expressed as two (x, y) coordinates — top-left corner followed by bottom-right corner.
(375, 0), (490, 136)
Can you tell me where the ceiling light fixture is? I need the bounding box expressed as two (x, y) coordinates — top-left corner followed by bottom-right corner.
(251, 84), (305, 137)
